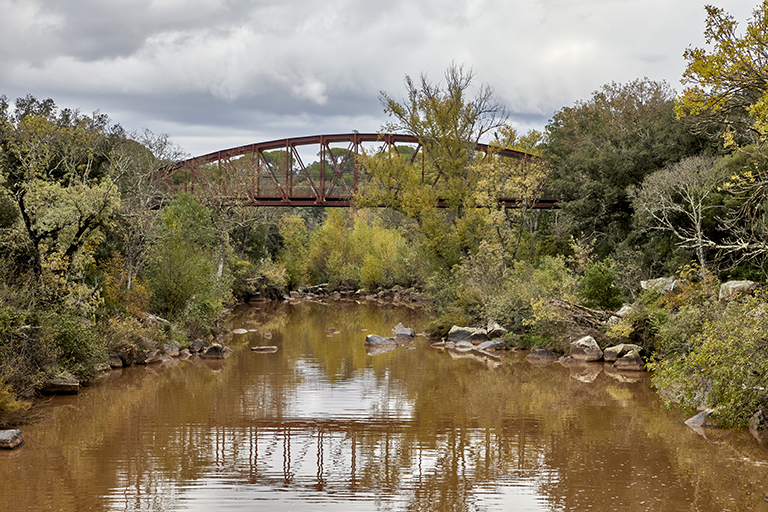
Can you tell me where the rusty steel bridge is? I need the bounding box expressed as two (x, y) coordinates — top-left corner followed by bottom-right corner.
(163, 132), (556, 208)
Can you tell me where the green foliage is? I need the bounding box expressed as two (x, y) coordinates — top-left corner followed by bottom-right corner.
(580, 260), (624, 311)
(42, 312), (107, 379)
(545, 78), (707, 259)
(148, 193), (228, 330)
(277, 213), (310, 288)
(677, 2), (768, 153)
(306, 209), (417, 291)
(651, 296), (768, 428)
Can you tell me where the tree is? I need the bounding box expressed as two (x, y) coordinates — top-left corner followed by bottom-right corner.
(544, 79), (707, 259)
(675, 3), (768, 266)
(360, 65), (529, 272)
(630, 155), (727, 272)
(676, 2), (768, 156)
(0, 94), (122, 308)
(147, 193), (227, 327)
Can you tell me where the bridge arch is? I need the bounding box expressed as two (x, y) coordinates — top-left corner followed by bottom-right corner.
(162, 133), (554, 208)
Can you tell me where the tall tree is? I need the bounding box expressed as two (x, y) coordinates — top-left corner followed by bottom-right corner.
(544, 79), (707, 258)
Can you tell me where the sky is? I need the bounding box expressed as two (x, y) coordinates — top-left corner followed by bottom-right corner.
(0, 0), (757, 158)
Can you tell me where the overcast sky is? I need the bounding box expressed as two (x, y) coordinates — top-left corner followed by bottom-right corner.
(0, 0), (756, 157)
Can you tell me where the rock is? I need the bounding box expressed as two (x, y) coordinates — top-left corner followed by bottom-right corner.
(251, 346), (278, 353)
(189, 339), (205, 353)
(392, 323), (416, 338)
(685, 409), (714, 436)
(476, 340), (506, 351)
(607, 305), (633, 325)
(231, 328), (249, 335)
(365, 334), (396, 346)
(719, 280), (758, 300)
(569, 336), (603, 362)
(41, 373), (79, 395)
(143, 350), (167, 365)
(0, 430), (23, 450)
(613, 350), (645, 371)
(200, 344), (233, 359)
(161, 344), (180, 357)
(641, 276), (681, 294)
(750, 410), (768, 442)
(262, 332), (273, 339)
(178, 348), (191, 358)
(108, 354), (124, 368)
(603, 344), (643, 362)
(486, 322), (508, 339)
(446, 326), (489, 344)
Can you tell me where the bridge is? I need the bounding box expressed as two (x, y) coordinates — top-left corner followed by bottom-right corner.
(163, 132), (556, 208)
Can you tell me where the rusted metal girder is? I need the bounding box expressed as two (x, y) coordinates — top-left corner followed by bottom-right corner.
(161, 133), (556, 208)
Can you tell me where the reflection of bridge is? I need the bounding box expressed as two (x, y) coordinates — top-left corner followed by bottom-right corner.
(165, 133), (557, 208)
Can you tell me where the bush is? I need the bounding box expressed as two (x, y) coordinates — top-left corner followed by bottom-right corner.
(580, 260), (624, 310)
(650, 296), (768, 428)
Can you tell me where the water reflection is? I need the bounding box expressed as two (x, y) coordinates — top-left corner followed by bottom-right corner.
(2, 302), (768, 511)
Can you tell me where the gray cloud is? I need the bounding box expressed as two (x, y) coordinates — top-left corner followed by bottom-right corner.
(0, 0), (756, 155)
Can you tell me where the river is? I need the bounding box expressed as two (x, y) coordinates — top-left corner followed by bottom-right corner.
(2, 301), (768, 511)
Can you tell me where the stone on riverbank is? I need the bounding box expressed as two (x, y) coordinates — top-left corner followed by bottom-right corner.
(486, 322), (507, 339)
(613, 350), (645, 371)
(446, 326), (489, 344)
(41, 373), (79, 395)
(161, 344), (180, 357)
(200, 344), (233, 359)
(476, 340), (506, 351)
(189, 339), (205, 353)
(603, 343), (643, 362)
(569, 336), (603, 362)
(108, 354), (124, 368)
(0, 429), (23, 450)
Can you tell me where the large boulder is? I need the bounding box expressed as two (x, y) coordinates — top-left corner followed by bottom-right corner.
(569, 336), (603, 362)
(0, 430), (23, 450)
(603, 343), (643, 362)
(613, 350), (645, 371)
(641, 276), (681, 294)
(446, 326), (489, 344)
(189, 339), (205, 353)
(719, 280), (758, 300)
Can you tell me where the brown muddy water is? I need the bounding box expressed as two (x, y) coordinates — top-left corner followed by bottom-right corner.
(3, 301), (768, 511)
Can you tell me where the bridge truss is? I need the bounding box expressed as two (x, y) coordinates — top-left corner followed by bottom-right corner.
(163, 133), (557, 208)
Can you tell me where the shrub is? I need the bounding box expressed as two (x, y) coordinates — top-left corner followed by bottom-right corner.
(580, 259), (624, 310)
(650, 296), (768, 428)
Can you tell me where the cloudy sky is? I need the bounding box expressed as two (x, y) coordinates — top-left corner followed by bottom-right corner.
(0, 0), (755, 157)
